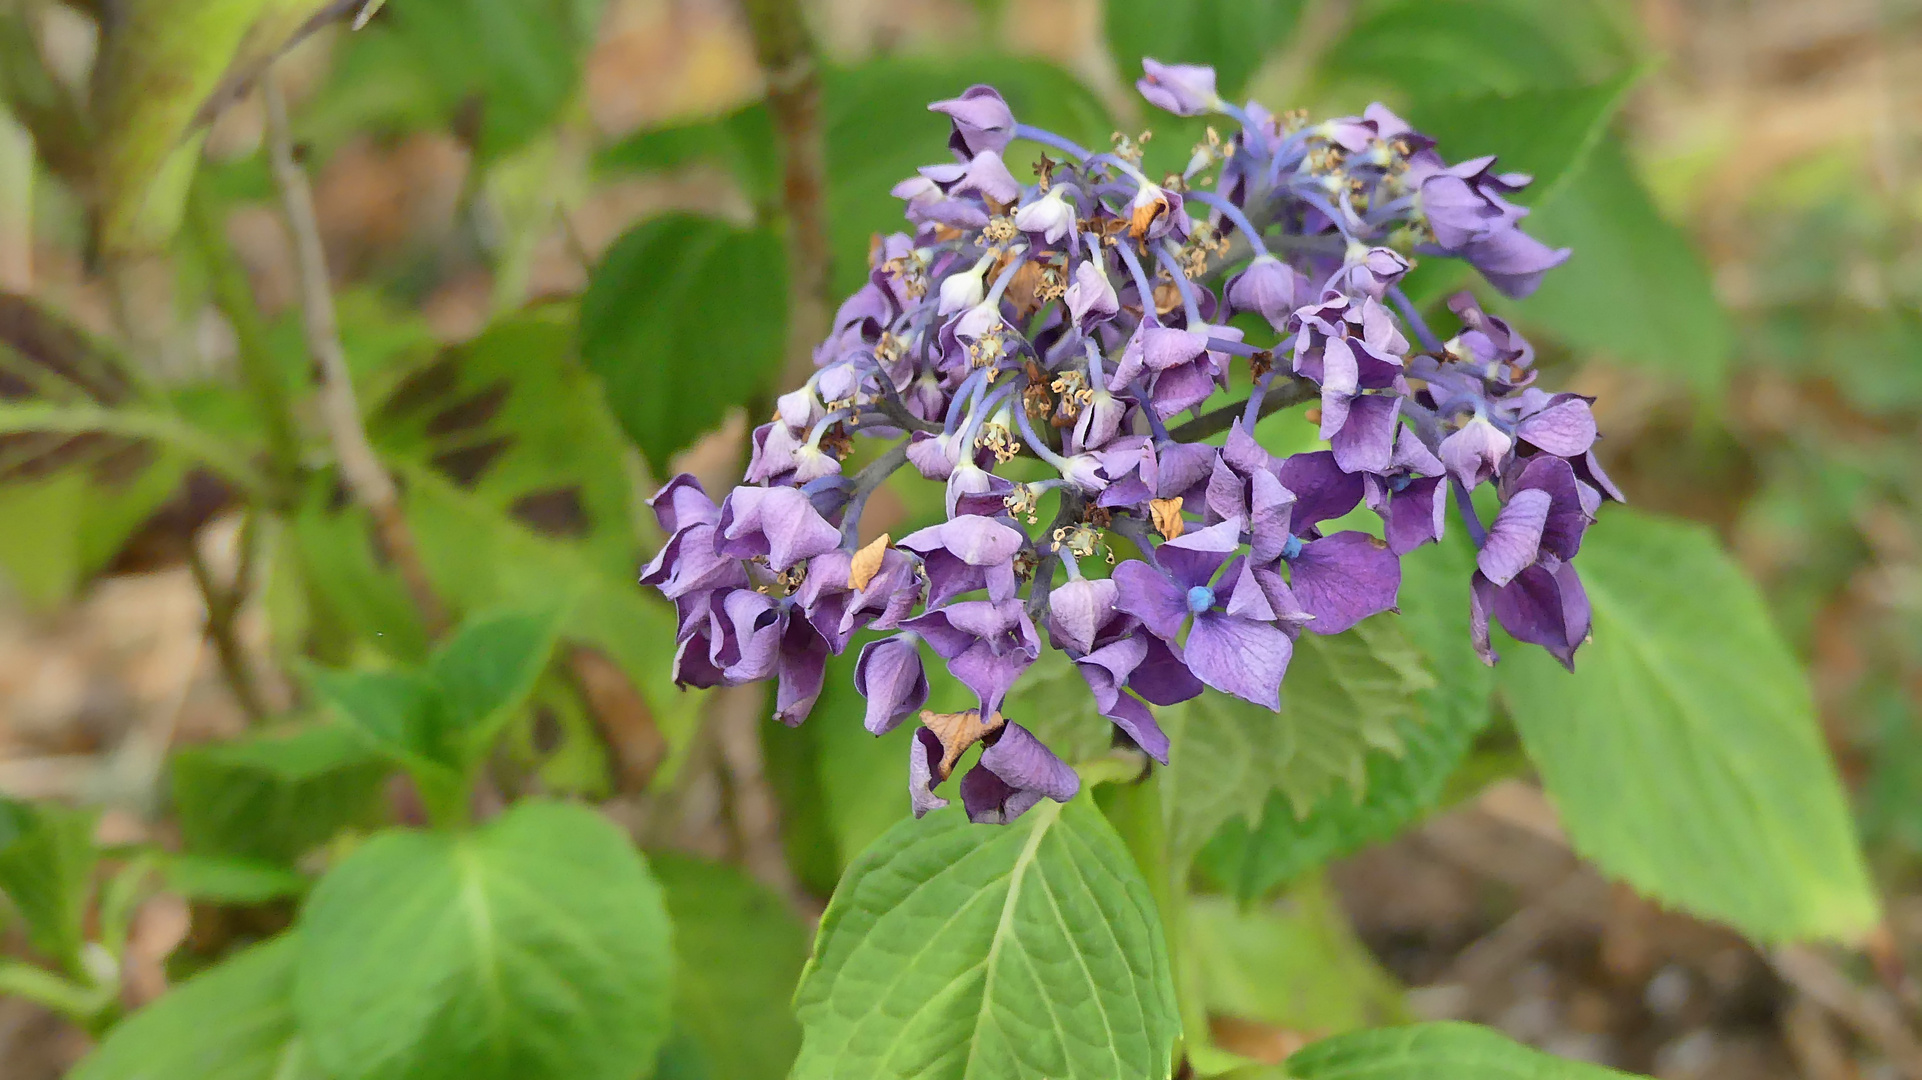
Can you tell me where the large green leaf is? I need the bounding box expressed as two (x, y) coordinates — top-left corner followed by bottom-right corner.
(71, 936), (320, 1080)
(294, 800), (674, 1080)
(426, 604), (568, 761)
(823, 57), (1113, 299)
(372, 308), (639, 580)
(793, 801), (1180, 1079)
(1286, 1022), (1638, 1079)
(1198, 533), (1491, 899)
(1316, 0), (1588, 101)
(365, 0), (601, 160)
(1188, 887), (1405, 1036)
(0, 797), (97, 970)
(653, 853), (807, 1080)
(1409, 70), (1643, 210)
(0, 294), (195, 606)
(1500, 509), (1879, 942)
(1160, 621), (1432, 864)
(402, 467), (705, 782)
(1104, 0), (1305, 100)
(170, 723), (391, 865)
(580, 213), (787, 475)
(1505, 138), (1732, 391)
(90, 1), (333, 251)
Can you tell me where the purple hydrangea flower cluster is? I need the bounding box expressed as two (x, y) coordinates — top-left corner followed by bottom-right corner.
(643, 60), (1619, 824)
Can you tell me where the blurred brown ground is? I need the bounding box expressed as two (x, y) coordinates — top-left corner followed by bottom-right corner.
(2, 0), (1921, 1077)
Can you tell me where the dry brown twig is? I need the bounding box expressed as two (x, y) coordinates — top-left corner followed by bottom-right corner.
(263, 75), (447, 638)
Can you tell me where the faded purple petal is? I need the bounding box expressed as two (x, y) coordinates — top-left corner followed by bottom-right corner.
(910, 727), (949, 817)
(962, 722), (1080, 824)
(1478, 487), (1550, 586)
(1277, 450), (1365, 530)
(1515, 395), (1598, 457)
(1112, 558), (1190, 642)
(1136, 59), (1220, 117)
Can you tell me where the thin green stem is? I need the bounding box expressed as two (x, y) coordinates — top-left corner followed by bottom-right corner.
(187, 182), (304, 498)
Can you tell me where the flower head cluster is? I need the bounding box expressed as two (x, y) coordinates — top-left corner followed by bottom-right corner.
(643, 60), (1618, 824)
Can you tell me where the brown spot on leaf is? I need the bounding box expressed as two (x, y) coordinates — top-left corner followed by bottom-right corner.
(510, 487), (590, 539)
(426, 381), (509, 438)
(0, 293), (132, 404)
(431, 435), (512, 487)
(378, 355), (460, 423)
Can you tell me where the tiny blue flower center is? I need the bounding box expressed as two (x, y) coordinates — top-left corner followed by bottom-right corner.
(1281, 535), (1305, 561)
(1185, 585), (1216, 614)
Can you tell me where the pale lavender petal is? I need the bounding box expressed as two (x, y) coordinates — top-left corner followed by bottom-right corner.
(1478, 488), (1550, 586)
(1048, 577), (1120, 655)
(1515, 395), (1597, 457)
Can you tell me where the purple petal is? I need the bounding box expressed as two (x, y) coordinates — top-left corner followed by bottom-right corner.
(1515, 395), (1597, 457)
(1277, 450), (1365, 530)
(1048, 577), (1119, 655)
(1112, 559), (1190, 643)
(1330, 394), (1400, 474)
(1478, 488), (1550, 587)
(1288, 532), (1401, 634)
(910, 728), (949, 817)
(854, 635), (930, 735)
(1384, 476), (1446, 555)
(1185, 613), (1292, 709)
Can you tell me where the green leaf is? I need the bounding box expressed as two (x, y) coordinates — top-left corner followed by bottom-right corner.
(427, 604), (568, 762)
(371, 309), (640, 581)
(823, 57), (1113, 299)
(402, 467), (706, 783)
(160, 854), (308, 904)
(305, 666), (456, 778)
(793, 801), (1180, 1079)
(170, 723), (390, 865)
(0, 797), (97, 970)
(596, 105), (781, 208)
(1160, 621), (1432, 864)
(1504, 138), (1733, 391)
(653, 853), (807, 1080)
(1286, 1021), (1638, 1078)
(370, 0), (601, 160)
(1499, 509), (1879, 942)
(72, 936), (319, 1080)
(0, 295), (190, 606)
(1104, 0), (1305, 99)
(1409, 70), (1644, 209)
(1317, 0), (1587, 100)
(90, 1), (334, 251)
(1188, 885), (1404, 1036)
(1199, 534), (1492, 898)
(294, 800), (674, 1080)
(581, 213), (787, 475)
